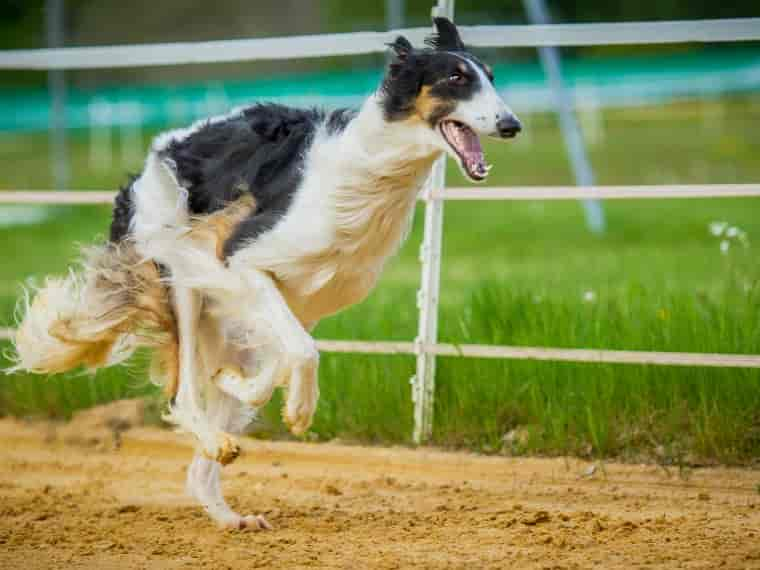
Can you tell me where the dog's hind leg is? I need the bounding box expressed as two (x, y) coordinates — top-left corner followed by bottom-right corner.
(186, 387), (271, 530)
(166, 286), (236, 463)
(184, 312), (269, 529)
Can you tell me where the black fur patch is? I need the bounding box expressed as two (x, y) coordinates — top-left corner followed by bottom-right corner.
(380, 49), (485, 125)
(325, 108), (357, 135)
(165, 104), (351, 257)
(109, 104), (354, 257)
(380, 18), (493, 127)
(109, 175), (136, 243)
(425, 17), (466, 52)
(163, 103), (321, 221)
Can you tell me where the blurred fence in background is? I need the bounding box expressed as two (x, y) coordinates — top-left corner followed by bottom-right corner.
(2, 48), (758, 176)
(1, 49), (758, 195)
(1, 12), (760, 442)
(2, 49), (760, 132)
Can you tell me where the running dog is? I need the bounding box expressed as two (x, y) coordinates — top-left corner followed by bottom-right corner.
(11, 18), (520, 529)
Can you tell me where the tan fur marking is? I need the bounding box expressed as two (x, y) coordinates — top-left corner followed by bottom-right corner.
(413, 85), (455, 125)
(202, 432), (241, 466)
(187, 195), (256, 260)
(212, 365), (244, 384)
(160, 196), (255, 397)
(12, 240), (180, 394)
(153, 340), (180, 398)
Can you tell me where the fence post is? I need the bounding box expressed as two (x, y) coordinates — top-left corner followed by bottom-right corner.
(523, 0), (605, 234)
(46, 0), (69, 191)
(412, 0), (454, 444)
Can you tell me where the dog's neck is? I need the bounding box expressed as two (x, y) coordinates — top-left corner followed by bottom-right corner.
(319, 96), (439, 250)
(237, 96), (443, 321)
(339, 94), (442, 178)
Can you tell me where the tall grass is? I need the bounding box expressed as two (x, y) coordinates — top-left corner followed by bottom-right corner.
(1, 97), (759, 462)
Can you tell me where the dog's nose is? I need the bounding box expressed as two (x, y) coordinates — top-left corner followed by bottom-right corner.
(496, 115), (522, 138)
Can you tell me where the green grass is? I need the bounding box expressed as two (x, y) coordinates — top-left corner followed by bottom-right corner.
(1, 96), (760, 463)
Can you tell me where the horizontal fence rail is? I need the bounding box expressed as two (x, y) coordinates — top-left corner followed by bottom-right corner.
(435, 184), (760, 201)
(0, 191), (116, 205)
(2, 185), (760, 205)
(3, 10), (759, 444)
(0, 186), (759, 369)
(319, 340), (760, 368)
(1, 19), (759, 70)
(1, 329), (759, 368)
(0, 184), (760, 205)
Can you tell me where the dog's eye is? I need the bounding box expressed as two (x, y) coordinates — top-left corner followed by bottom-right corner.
(448, 72), (467, 85)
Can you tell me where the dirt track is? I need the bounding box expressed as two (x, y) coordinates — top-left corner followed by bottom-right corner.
(0, 417), (758, 569)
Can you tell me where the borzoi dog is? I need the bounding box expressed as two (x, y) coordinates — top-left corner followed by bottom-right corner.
(11, 18), (520, 529)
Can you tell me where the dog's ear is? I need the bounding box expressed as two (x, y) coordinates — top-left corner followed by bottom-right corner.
(425, 17), (465, 51)
(387, 36), (413, 61)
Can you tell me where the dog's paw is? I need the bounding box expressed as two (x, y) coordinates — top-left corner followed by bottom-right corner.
(283, 403), (315, 436)
(213, 365), (276, 408)
(221, 514), (273, 531)
(203, 432), (241, 466)
(217, 433), (241, 466)
(283, 379), (319, 436)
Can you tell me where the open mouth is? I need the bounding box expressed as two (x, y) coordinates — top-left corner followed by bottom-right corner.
(439, 120), (491, 182)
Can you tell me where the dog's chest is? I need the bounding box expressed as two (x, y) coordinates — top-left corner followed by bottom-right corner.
(277, 187), (420, 325)
(282, 263), (381, 327)
(252, 149), (437, 326)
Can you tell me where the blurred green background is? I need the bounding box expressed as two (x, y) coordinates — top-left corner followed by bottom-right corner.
(1, 1), (759, 464)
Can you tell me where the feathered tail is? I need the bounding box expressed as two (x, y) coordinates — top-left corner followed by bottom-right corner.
(9, 241), (179, 394)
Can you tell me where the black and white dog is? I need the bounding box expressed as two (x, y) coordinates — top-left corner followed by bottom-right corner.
(12, 18), (520, 529)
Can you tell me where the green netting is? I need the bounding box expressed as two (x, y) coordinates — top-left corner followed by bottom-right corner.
(1, 48), (759, 132)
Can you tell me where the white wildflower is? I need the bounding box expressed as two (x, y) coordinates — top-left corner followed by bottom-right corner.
(712, 222), (749, 253)
(583, 290), (596, 303)
(709, 221), (728, 237)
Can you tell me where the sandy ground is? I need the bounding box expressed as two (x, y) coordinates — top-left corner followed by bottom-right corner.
(0, 414), (759, 570)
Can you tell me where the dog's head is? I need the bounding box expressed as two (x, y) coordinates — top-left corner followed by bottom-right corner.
(380, 17), (520, 182)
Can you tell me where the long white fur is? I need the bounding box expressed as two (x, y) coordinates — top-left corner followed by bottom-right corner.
(229, 96), (439, 316)
(123, 95), (443, 526)
(186, 312), (262, 529)
(127, 83), (513, 527)
(211, 266), (319, 430)
(10, 273), (132, 374)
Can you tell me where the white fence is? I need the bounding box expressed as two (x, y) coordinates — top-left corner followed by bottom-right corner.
(2, 18), (759, 69)
(1, 4), (760, 442)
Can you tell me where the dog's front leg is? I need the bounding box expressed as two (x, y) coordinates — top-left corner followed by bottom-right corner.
(212, 268), (320, 435)
(186, 452), (271, 530)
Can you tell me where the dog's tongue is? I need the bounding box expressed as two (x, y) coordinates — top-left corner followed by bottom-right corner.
(443, 122), (488, 179)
